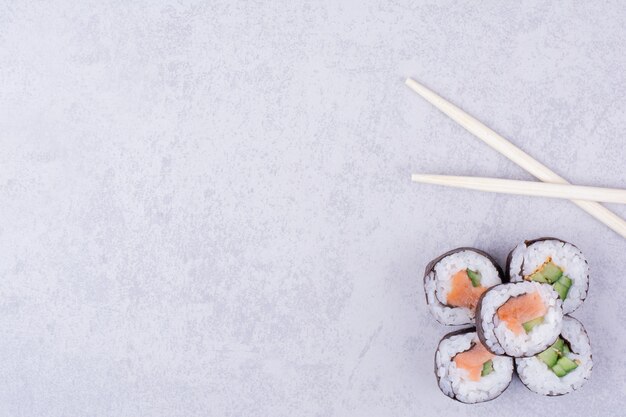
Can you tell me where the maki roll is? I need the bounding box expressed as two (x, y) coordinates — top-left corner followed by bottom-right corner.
(435, 328), (513, 403)
(516, 316), (592, 395)
(476, 281), (563, 357)
(507, 238), (589, 314)
(424, 248), (505, 325)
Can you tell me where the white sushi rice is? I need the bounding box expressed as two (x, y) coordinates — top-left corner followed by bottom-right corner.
(508, 239), (589, 314)
(479, 281), (563, 356)
(436, 331), (513, 403)
(425, 250), (502, 325)
(516, 316), (592, 395)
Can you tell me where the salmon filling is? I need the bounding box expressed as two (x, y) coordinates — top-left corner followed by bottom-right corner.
(453, 341), (495, 381)
(497, 292), (547, 335)
(446, 270), (486, 310)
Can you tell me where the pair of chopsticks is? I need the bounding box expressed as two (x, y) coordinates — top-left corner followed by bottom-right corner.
(406, 78), (626, 239)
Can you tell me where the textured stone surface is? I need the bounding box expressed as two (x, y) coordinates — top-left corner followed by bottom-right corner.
(1, 1), (625, 416)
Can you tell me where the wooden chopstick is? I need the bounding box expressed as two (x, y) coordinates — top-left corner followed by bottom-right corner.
(411, 174), (626, 204)
(405, 78), (626, 239)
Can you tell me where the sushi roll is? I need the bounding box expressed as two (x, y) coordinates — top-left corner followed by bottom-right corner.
(424, 248), (505, 325)
(516, 316), (592, 395)
(476, 281), (563, 357)
(506, 238), (589, 314)
(435, 328), (514, 403)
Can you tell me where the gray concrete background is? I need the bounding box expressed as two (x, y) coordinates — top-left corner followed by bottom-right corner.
(1, 1), (625, 416)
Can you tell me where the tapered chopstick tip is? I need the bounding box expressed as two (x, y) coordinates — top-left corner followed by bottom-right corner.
(405, 77), (420, 89)
(411, 174), (434, 183)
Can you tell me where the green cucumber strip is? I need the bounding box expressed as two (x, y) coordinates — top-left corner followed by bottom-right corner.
(537, 346), (559, 367)
(556, 356), (578, 373)
(558, 275), (573, 287)
(528, 271), (548, 283)
(541, 262), (563, 283)
(562, 343), (571, 356)
(552, 363), (567, 377)
(481, 360), (494, 377)
(522, 316), (544, 333)
(553, 281), (571, 300)
(552, 337), (565, 354)
(466, 269), (482, 287)
(541, 337), (579, 377)
(537, 337), (565, 367)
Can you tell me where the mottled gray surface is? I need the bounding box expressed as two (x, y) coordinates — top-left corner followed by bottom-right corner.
(1, 1), (625, 416)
